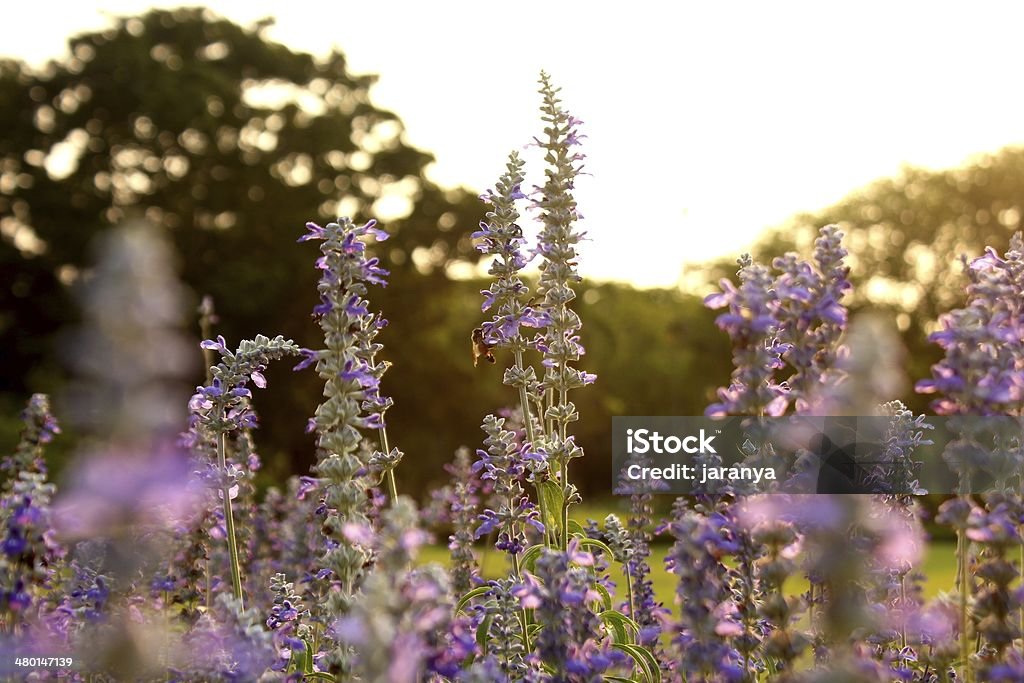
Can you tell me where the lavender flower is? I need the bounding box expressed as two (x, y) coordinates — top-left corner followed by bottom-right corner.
(61, 222), (195, 440)
(626, 493), (666, 651)
(916, 235), (1024, 683)
(2, 394), (60, 484)
(916, 233), (1024, 415)
(475, 151), (545, 350)
(875, 401), (933, 500)
(475, 152), (550, 491)
(446, 447), (481, 595)
(826, 313), (909, 415)
(474, 414), (545, 557)
(663, 503), (744, 682)
(705, 255), (790, 417)
(336, 498), (465, 683)
(532, 73), (594, 549)
(517, 545), (624, 681)
(297, 216), (401, 672)
(771, 225), (851, 412)
(171, 593), (277, 682)
(966, 494), (1022, 673)
(706, 226), (852, 417)
(266, 572), (313, 675)
(189, 333), (300, 607)
(0, 466), (62, 618)
(478, 577), (529, 679)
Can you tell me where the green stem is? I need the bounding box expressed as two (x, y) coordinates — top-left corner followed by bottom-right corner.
(559, 386), (569, 551)
(1019, 533), (1023, 647)
(514, 349), (551, 548)
(205, 558), (212, 611)
(899, 574), (908, 654)
(216, 421), (244, 610)
(378, 425), (398, 502)
(624, 563), (635, 621)
(808, 583), (814, 633)
(514, 350), (537, 448)
(957, 525), (970, 683)
(370, 352), (399, 502)
(544, 388), (554, 437)
(511, 548), (532, 653)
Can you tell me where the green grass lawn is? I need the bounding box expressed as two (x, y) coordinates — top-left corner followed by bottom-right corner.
(421, 540), (958, 606)
(420, 500), (959, 610)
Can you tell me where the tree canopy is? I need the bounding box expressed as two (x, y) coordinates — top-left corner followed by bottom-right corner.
(0, 8), (494, 479)
(752, 146), (1024, 324)
(0, 8), (482, 395)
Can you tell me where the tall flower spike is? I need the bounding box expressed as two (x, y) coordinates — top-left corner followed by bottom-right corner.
(475, 151), (545, 350)
(916, 232), (1024, 415)
(772, 224), (851, 412)
(189, 333), (300, 608)
(335, 498), (466, 682)
(0, 395), (62, 625)
(532, 72), (594, 549)
(705, 254), (790, 417)
(446, 447), (481, 596)
(2, 394), (60, 488)
(663, 504), (744, 682)
(476, 152), (549, 459)
(297, 216), (399, 673)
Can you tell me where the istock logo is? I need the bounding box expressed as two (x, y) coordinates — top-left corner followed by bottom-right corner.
(626, 428), (717, 454)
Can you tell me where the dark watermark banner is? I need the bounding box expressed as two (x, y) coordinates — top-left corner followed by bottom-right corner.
(611, 416), (1024, 495)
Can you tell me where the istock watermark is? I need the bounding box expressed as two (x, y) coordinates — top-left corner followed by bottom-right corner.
(612, 415), (1024, 495)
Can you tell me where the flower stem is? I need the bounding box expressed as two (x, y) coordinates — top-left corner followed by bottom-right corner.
(216, 421), (244, 610)
(624, 563), (635, 620)
(1019, 533), (1023, 647)
(956, 525), (970, 683)
(900, 574), (908, 654)
(510, 546), (532, 653)
(514, 350), (537, 448)
(378, 425), (398, 502)
(514, 349), (550, 547)
(1019, 472), (1023, 644)
(559, 387), (569, 551)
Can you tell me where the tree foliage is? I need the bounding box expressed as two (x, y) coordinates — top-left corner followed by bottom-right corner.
(0, 8), (491, 477)
(754, 146), (1024, 323)
(0, 8), (482, 392)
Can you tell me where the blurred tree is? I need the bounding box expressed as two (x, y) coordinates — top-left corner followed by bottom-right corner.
(691, 147), (1024, 414)
(0, 8), (483, 474)
(751, 147), (1024, 323)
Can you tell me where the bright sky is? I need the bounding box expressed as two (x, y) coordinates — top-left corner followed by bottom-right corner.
(6, 2), (1024, 287)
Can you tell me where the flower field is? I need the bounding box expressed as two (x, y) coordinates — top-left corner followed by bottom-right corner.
(2, 72), (1023, 683)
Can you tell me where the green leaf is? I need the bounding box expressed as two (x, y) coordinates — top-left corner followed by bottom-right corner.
(476, 613), (494, 651)
(520, 543), (547, 572)
(592, 582), (614, 612)
(576, 537), (617, 561)
(598, 609), (640, 644)
(301, 636), (315, 674)
(602, 676), (638, 683)
(567, 519), (587, 537)
(538, 480), (564, 541)
(287, 637), (315, 675)
(612, 643), (661, 683)
(456, 586), (492, 614)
